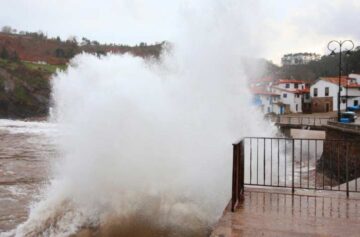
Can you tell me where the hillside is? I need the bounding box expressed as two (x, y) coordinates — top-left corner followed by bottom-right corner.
(0, 32), (163, 65)
(0, 59), (64, 118)
(265, 47), (360, 83)
(0, 30), (163, 118)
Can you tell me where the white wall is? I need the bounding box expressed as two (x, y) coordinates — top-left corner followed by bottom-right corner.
(310, 80), (360, 111)
(273, 88), (302, 113)
(349, 74), (360, 84)
(258, 94), (282, 114)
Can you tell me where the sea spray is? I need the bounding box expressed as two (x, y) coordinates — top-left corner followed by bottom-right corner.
(9, 1), (276, 236)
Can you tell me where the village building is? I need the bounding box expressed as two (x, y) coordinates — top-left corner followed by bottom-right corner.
(251, 88), (282, 114)
(271, 79), (309, 113)
(281, 53), (321, 66)
(250, 78), (309, 114)
(310, 76), (360, 112)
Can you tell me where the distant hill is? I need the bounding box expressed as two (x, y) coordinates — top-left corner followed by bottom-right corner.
(265, 47), (360, 83)
(0, 31), (163, 65)
(0, 29), (164, 118)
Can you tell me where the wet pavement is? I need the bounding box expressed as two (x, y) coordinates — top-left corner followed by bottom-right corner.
(211, 187), (360, 237)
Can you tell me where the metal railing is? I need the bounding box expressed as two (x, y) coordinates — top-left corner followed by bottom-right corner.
(274, 116), (336, 126)
(231, 137), (360, 211)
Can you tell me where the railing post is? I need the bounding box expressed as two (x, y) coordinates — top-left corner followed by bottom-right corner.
(292, 139), (295, 194)
(346, 141), (349, 198)
(231, 144), (238, 212)
(239, 141), (245, 198)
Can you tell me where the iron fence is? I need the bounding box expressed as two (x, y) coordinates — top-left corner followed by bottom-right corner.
(232, 137), (360, 211)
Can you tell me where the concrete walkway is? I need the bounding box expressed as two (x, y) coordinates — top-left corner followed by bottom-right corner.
(211, 187), (360, 237)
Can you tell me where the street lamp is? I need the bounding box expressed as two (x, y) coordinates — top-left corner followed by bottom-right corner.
(327, 40), (354, 122)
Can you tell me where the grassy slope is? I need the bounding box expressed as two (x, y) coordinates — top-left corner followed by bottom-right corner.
(0, 59), (65, 118)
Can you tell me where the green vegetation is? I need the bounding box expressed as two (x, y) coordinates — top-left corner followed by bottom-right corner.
(264, 47), (360, 82)
(22, 61), (67, 74)
(14, 86), (28, 103)
(0, 58), (66, 74)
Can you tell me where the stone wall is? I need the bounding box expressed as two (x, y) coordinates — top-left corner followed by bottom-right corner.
(311, 97), (333, 113)
(318, 123), (360, 184)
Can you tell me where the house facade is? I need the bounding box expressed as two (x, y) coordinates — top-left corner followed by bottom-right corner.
(250, 78), (309, 114)
(281, 53), (321, 66)
(251, 89), (282, 114)
(271, 79), (309, 113)
(310, 76), (360, 112)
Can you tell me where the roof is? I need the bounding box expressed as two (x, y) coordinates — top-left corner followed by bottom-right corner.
(250, 88), (280, 96)
(271, 86), (310, 94)
(319, 77), (360, 88)
(275, 79), (305, 85)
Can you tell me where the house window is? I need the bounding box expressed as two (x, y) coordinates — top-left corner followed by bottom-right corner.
(355, 100), (359, 106)
(314, 88), (318, 97)
(294, 83), (298, 89)
(296, 104), (298, 111)
(305, 93), (310, 99)
(283, 93), (287, 98)
(325, 87), (329, 96)
(285, 84), (290, 88)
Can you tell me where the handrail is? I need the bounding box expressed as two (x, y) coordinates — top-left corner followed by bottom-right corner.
(231, 137), (360, 212)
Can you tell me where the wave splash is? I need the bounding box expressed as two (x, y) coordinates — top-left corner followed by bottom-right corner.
(6, 1), (275, 236)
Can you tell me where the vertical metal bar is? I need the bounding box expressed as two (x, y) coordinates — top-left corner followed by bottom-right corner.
(271, 138), (273, 185)
(285, 139), (287, 187)
(241, 141), (245, 196)
(263, 138), (266, 185)
(257, 138), (259, 185)
(231, 144), (237, 212)
(300, 139), (303, 188)
(355, 142), (358, 192)
(315, 140), (317, 189)
(346, 141), (349, 198)
(238, 141), (244, 198)
(308, 139), (310, 189)
(250, 138), (252, 184)
(322, 140), (325, 190)
(292, 139), (295, 194)
(337, 141), (340, 191)
(278, 138), (280, 186)
(330, 141), (333, 190)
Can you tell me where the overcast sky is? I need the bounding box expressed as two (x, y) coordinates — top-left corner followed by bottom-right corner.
(1, 0), (359, 64)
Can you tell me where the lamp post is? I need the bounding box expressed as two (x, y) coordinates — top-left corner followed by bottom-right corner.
(327, 40), (354, 122)
(345, 56), (350, 111)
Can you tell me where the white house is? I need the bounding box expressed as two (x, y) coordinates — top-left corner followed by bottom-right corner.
(271, 79), (309, 113)
(250, 78), (310, 114)
(281, 53), (321, 66)
(251, 88), (282, 114)
(310, 76), (360, 112)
